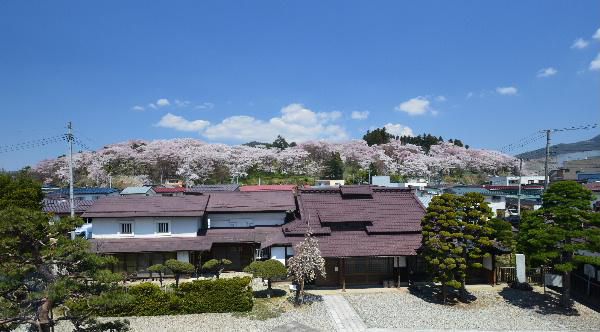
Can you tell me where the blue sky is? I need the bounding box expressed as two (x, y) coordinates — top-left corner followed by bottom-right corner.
(1, 1), (599, 170)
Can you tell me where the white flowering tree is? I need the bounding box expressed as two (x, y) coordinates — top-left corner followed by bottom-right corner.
(287, 232), (326, 305)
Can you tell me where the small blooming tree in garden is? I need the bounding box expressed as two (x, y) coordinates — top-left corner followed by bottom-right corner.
(287, 232), (326, 305)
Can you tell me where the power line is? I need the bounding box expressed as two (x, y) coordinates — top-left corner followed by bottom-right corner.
(0, 135), (67, 154)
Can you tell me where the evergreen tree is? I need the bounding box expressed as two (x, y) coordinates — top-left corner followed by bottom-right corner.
(165, 259), (195, 286)
(518, 181), (600, 307)
(363, 127), (394, 146)
(271, 135), (290, 150)
(0, 174), (128, 332)
(421, 194), (465, 303)
(323, 152), (344, 179)
(244, 259), (287, 298)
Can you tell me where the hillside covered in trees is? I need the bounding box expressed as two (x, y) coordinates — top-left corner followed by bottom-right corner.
(34, 135), (517, 187)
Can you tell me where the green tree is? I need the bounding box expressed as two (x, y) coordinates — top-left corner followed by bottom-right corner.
(322, 152), (344, 180)
(458, 193), (495, 295)
(148, 264), (168, 287)
(0, 171), (43, 210)
(421, 194), (465, 303)
(518, 181), (600, 307)
(363, 127), (394, 146)
(244, 259), (287, 298)
(271, 135), (290, 150)
(201, 259), (232, 279)
(165, 259), (195, 287)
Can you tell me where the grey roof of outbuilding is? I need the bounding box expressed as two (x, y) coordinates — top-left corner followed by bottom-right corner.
(206, 191), (296, 212)
(120, 186), (154, 195)
(82, 196), (209, 218)
(43, 199), (95, 215)
(187, 184), (240, 192)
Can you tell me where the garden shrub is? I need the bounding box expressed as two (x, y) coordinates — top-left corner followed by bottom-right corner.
(69, 277), (253, 316)
(177, 277), (253, 313)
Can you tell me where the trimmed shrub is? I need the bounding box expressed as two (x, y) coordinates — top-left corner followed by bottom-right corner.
(69, 277), (253, 317)
(128, 282), (181, 316)
(178, 277), (253, 313)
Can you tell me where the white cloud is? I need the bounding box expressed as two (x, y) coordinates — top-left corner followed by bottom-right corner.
(496, 86), (518, 96)
(158, 103), (348, 142)
(435, 95), (447, 102)
(384, 123), (414, 137)
(195, 102), (215, 110)
(156, 113), (210, 132)
(537, 67), (557, 78)
(156, 98), (170, 107)
(351, 111), (369, 120)
(466, 92), (474, 99)
(590, 53), (600, 71)
(571, 38), (589, 49)
(395, 96), (433, 116)
(593, 28), (600, 40)
(148, 103), (157, 110)
(131, 105), (145, 111)
(174, 99), (191, 107)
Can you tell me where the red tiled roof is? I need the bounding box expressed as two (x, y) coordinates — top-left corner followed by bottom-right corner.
(82, 196), (209, 218)
(207, 192), (296, 212)
(240, 185), (296, 192)
(43, 199), (94, 215)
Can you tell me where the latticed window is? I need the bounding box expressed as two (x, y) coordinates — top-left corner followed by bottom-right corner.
(120, 223), (132, 234)
(157, 222), (169, 233)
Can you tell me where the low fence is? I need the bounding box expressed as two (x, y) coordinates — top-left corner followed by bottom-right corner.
(495, 266), (547, 285)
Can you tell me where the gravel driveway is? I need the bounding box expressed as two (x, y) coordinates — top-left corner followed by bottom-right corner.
(345, 286), (600, 331)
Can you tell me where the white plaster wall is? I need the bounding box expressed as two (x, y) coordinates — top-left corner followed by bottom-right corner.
(271, 247), (286, 265)
(208, 212), (286, 228)
(91, 216), (199, 238)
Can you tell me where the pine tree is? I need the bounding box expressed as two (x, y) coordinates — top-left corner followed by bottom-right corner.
(518, 181), (600, 307)
(323, 152), (344, 180)
(421, 194), (465, 303)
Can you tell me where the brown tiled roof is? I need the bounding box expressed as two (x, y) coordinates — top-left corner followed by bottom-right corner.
(207, 192), (296, 212)
(43, 199), (94, 215)
(82, 196), (209, 218)
(340, 185), (373, 196)
(584, 182), (600, 191)
(90, 227), (283, 253)
(240, 185), (296, 192)
(90, 237), (212, 253)
(315, 231), (422, 257)
(288, 186), (425, 234)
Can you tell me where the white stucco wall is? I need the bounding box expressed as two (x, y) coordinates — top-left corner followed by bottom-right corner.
(91, 216), (200, 238)
(271, 247), (286, 265)
(207, 212), (286, 228)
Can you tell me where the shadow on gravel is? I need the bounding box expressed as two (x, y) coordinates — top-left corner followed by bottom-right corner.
(408, 283), (477, 305)
(253, 289), (288, 298)
(286, 293), (324, 306)
(498, 287), (579, 316)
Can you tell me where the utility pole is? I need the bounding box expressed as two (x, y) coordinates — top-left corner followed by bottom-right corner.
(67, 122), (75, 218)
(517, 158), (522, 215)
(543, 129), (551, 191)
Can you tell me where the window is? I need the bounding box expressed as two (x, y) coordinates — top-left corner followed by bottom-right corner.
(120, 223), (132, 235)
(157, 222), (170, 234)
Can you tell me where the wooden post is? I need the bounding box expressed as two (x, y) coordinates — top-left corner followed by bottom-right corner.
(341, 258), (346, 292)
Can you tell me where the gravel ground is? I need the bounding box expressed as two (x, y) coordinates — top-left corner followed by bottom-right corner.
(345, 286), (600, 331)
(46, 300), (333, 332)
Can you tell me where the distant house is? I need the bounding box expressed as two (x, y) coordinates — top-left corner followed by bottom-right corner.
(371, 176), (428, 190)
(551, 157), (600, 181)
(153, 184), (240, 197)
(239, 184), (296, 192)
(488, 176), (546, 186)
(120, 186), (156, 196)
(46, 187), (119, 200)
(315, 179), (345, 187)
(447, 186), (507, 217)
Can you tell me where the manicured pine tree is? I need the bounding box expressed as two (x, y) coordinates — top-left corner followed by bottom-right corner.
(518, 181), (600, 307)
(420, 194), (465, 303)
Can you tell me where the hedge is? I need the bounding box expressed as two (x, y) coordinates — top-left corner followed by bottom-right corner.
(67, 277), (253, 316)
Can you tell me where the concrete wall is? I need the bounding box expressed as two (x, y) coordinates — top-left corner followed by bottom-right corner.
(270, 246), (294, 266)
(207, 212), (286, 228)
(489, 176), (545, 185)
(91, 216), (200, 238)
